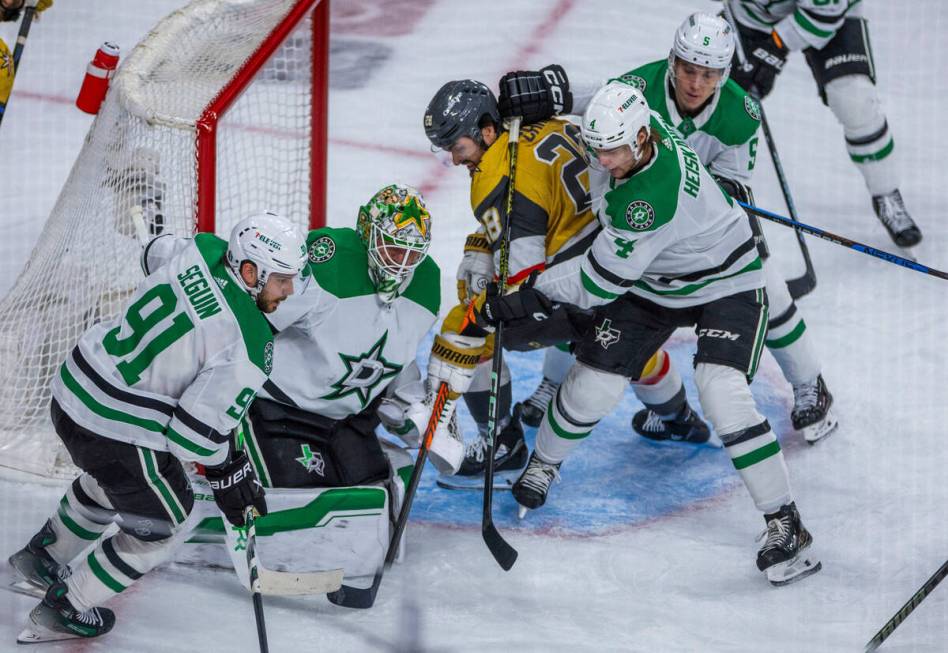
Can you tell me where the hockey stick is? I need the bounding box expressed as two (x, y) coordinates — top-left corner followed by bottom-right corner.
(243, 507), (269, 653)
(723, 1), (817, 300)
(479, 116), (522, 572)
(0, 2), (37, 127)
(327, 382), (452, 609)
(864, 559), (948, 651)
(739, 201), (948, 281)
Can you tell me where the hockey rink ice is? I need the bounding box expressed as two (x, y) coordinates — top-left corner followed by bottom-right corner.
(1, 0), (947, 650)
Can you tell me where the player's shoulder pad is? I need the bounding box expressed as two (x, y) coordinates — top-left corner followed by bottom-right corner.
(302, 226), (375, 299)
(401, 255), (441, 316)
(705, 80), (761, 147)
(193, 232), (274, 375)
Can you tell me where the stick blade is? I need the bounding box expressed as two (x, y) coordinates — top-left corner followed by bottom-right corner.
(482, 523), (517, 571)
(326, 568), (383, 609)
(787, 271), (816, 300)
(258, 567), (344, 596)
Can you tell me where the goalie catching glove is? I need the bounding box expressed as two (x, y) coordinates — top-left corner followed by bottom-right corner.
(205, 451), (267, 527)
(498, 64), (573, 124)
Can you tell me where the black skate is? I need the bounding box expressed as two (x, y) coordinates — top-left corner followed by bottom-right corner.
(756, 502), (822, 586)
(436, 406), (527, 491)
(518, 377), (559, 427)
(872, 189), (921, 248)
(8, 521), (70, 598)
(512, 451), (561, 518)
(17, 582), (115, 643)
(632, 404), (712, 445)
(791, 374), (838, 445)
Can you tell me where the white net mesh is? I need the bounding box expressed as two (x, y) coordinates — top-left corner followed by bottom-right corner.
(0, 0), (321, 478)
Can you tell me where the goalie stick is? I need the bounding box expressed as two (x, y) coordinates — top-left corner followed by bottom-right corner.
(326, 382), (451, 609)
(864, 559), (948, 652)
(723, 1), (817, 300)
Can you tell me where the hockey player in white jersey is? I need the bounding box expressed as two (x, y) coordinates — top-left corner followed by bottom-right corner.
(475, 82), (821, 586)
(501, 12), (837, 445)
(727, 0), (921, 247)
(8, 213), (307, 642)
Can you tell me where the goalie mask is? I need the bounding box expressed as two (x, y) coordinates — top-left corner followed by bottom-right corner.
(357, 184), (432, 304)
(226, 212), (308, 298)
(668, 12), (735, 90)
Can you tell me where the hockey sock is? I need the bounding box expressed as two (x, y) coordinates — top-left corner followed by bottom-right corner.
(695, 363), (791, 513)
(763, 262), (821, 385)
(46, 475), (116, 566)
(631, 350), (687, 418)
(539, 345), (575, 385)
(65, 531), (178, 612)
(535, 363), (625, 463)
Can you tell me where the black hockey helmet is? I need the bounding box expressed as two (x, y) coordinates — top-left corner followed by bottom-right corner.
(423, 80), (501, 150)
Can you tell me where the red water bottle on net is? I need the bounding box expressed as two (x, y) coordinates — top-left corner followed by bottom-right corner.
(76, 42), (120, 114)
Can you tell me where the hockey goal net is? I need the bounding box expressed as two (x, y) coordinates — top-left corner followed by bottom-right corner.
(0, 0), (329, 479)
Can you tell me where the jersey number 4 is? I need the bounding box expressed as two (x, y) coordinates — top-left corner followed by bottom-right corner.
(103, 284), (195, 385)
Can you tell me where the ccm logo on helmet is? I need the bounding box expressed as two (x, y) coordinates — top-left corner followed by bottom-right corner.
(697, 328), (740, 341)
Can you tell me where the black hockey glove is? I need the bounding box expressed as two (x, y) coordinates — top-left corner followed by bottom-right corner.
(205, 451), (267, 527)
(713, 175), (768, 259)
(479, 272), (554, 327)
(498, 64), (573, 124)
(730, 31), (788, 99)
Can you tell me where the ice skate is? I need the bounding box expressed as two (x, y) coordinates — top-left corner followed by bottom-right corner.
(632, 403), (712, 445)
(436, 406), (527, 490)
(518, 377), (559, 427)
(17, 582), (115, 643)
(512, 451), (561, 518)
(756, 502), (822, 586)
(791, 375), (838, 445)
(8, 521), (71, 599)
(872, 189), (921, 248)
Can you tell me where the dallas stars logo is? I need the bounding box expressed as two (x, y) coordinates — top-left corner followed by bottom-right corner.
(321, 331), (402, 407)
(625, 200), (655, 231)
(594, 318), (620, 350)
(295, 444), (325, 476)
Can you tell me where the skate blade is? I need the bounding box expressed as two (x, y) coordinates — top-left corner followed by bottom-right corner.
(804, 408), (839, 445)
(435, 470), (520, 491)
(765, 554), (822, 587)
(6, 579), (45, 599)
(17, 622), (78, 644)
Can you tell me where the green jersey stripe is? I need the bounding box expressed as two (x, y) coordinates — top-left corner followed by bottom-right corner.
(165, 425), (219, 458)
(60, 365), (165, 434)
(139, 447), (187, 524)
(581, 268), (619, 300)
(793, 8), (836, 39)
(634, 257), (762, 297)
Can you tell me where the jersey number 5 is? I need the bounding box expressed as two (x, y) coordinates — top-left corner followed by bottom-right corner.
(103, 284), (195, 385)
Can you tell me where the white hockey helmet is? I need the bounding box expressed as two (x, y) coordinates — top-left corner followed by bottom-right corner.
(581, 81), (651, 167)
(226, 211), (307, 298)
(668, 12), (735, 88)
(357, 184), (432, 303)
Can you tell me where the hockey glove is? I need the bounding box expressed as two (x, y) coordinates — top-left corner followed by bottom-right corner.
(205, 452), (267, 527)
(713, 175), (768, 259)
(498, 64), (573, 124)
(428, 332), (484, 398)
(456, 232), (494, 303)
(478, 272), (554, 328)
(730, 31), (788, 99)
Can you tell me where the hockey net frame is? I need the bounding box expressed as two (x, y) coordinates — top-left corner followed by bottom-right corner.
(0, 0), (329, 480)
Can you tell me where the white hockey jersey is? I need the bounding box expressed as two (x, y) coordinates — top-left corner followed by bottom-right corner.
(261, 227), (440, 420)
(51, 234), (274, 467)
(535, 113), (763, 309)
(729, 0), (860, 51)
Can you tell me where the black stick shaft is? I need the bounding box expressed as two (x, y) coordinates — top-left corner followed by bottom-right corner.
(0, 6), (36, 127)
(244, 509), (269, 653)
(865, 560), (948, 651)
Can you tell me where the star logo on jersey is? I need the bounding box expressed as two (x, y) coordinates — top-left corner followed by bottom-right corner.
(308, 236), (335, 263)
(744, 95), (761, 121)
(594, 318), (620, 350)
(295, 444), (326, 476)
(321, 331), (402, 407)
(625, 200), (655, 231)
(618, 73), (646, 92)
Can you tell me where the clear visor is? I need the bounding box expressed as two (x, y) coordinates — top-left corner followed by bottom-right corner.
(429, 144), (454, 168)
